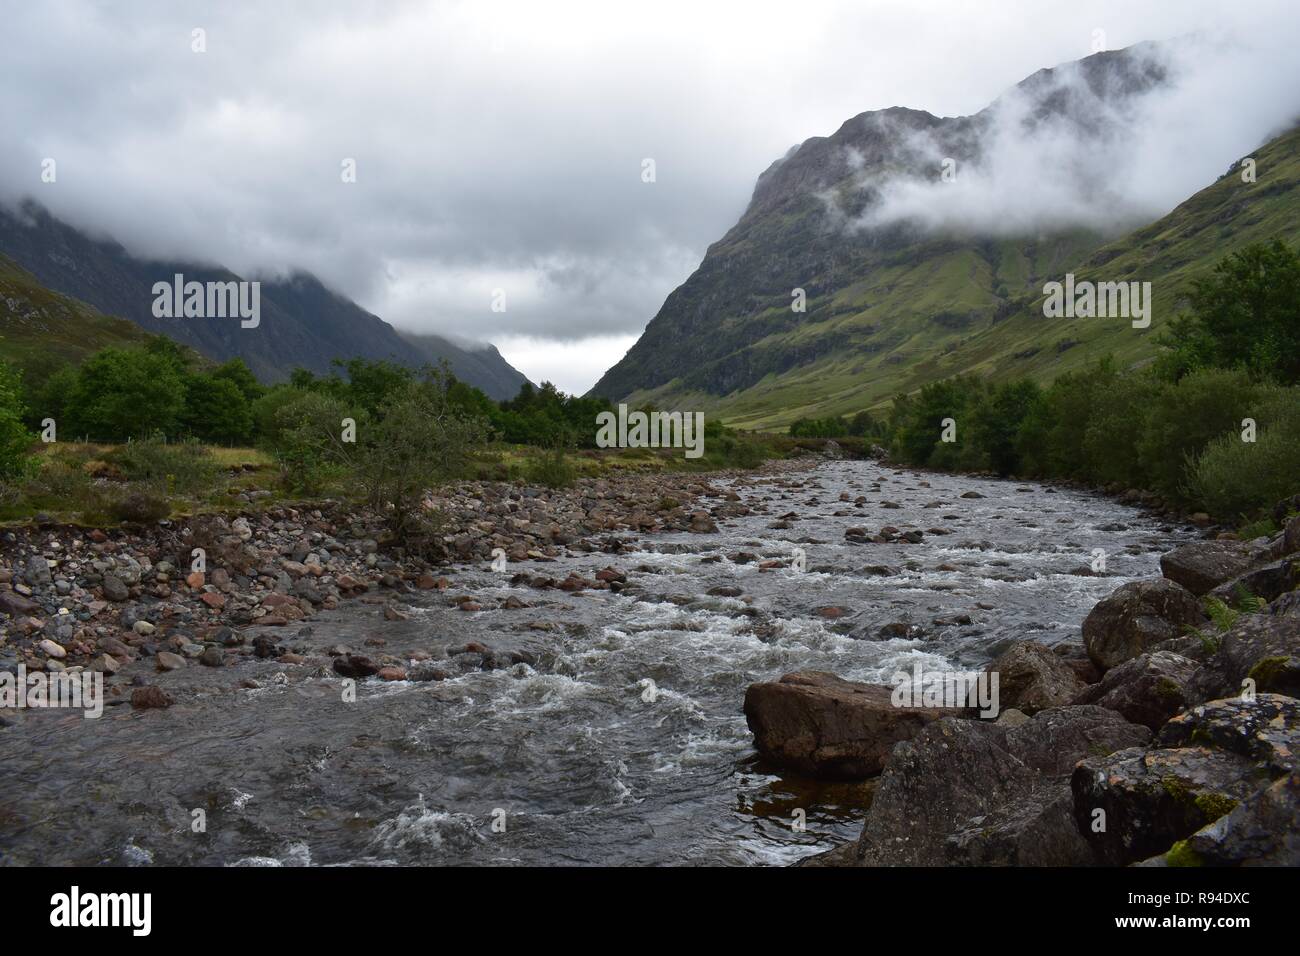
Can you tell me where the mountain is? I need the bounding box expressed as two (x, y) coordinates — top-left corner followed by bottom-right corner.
(591, 45), (1300, 429)
(397, 331), (528, 400)
(0, 252), (159, 373)
(0, 201), (529, 399)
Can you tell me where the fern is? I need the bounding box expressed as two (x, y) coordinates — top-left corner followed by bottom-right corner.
(1203, 596), (1240, 632)
(1231, 584), (1267, 614)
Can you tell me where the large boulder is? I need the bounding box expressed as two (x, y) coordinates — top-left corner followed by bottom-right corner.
(986, 641), (1086, 714)
(1082, 579), (1207, 671)
(1190, 590), (1300, 701)
(1206, 556), (1299, 606)
(1073, 651), (1198, 731)
(742, 671), (945, 779)
(1071, 694), (1299, 866)
(1159, 540), (1259, 596)
(848, 706), (1148, 866)
(1002, 705), (1152, 777)
(1177, 772), (1300, 866)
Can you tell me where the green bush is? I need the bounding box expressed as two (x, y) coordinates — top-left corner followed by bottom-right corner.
(271, 392), (359, 495)
(1186, 391), (1300, 520)
(1136, 368), (1269, 503)
(352, 376), (485, 542)
(0, 360), (35, 481)
(63, 343), (188, 441)
(108, 435), (219, 495)
(523, 446), (577, 488)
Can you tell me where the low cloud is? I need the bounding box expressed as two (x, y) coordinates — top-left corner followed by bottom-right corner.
(832, 33), (1300, 240)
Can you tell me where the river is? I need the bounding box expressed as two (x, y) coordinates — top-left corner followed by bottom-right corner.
(0, 459), (1194, 866)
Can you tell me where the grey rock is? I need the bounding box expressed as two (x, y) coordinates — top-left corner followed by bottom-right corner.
(1082, 578), (1206, 671)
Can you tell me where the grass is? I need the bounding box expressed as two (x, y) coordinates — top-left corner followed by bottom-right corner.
(2, 432), (786, 527)
(0, 255), (158, 374)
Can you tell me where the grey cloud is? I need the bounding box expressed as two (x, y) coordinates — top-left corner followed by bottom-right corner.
(1, 1), (1296, 390)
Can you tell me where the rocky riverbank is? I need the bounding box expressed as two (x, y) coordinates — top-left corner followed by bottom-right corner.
(0, 466), (791, 704)
(746, 502), (1300, 866)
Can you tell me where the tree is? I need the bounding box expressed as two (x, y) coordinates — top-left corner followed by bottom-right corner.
(65, 347), (187, 441)
(211, 358), (266, 403)
(969, 379), (1042, 476)
(0, 360), (35, 480)
(1159, 240), (1300, 384)
(183, 374), (255, 445)
(353, 375), (485, 543)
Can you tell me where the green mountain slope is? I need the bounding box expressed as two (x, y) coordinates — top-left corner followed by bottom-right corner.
(591, 46), (1300, 430)
(0, 253), (156, 374)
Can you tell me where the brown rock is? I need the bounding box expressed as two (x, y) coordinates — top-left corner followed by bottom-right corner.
(130, 686), (174, 709)
(743, 671), (945, 779)
(155, 651), (186, 671)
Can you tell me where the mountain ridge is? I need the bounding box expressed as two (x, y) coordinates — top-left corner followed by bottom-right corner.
(0, 201), (530, 399)
(589, 42), (1298, 428)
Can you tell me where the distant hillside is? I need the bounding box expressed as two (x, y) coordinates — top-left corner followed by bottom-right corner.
(0, 202), (530, 399)
(591, 43), (1300, 429)
(0, 253), (160, 374)
(398, 331), (528, 400)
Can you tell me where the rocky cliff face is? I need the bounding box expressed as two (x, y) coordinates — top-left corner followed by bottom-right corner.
(590, 43), (1271, 428)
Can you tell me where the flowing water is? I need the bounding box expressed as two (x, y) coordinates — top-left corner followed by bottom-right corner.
(0, 460), (1194, 866)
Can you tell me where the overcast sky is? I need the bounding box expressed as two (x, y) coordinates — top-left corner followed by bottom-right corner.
(2, 0), (1297, 393)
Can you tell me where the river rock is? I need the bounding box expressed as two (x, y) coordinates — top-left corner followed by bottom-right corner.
(102, 573), (130, 602)
(332, 653), (379, 679)
(155, 651), (187, 671)
(1072, 650), (1198, 731)
(1177, 772), (1300, 865)
(0, 590), (42, 617)
(688, 512), (718, 534)
(986, 641), (1086, 714)
(848, 706), (1148, 866)
(130, 686), (174, 709)
(742, 671), (945, 779)
(1071, 694), (1298, 865)
(1189, 590), (1300, 701)
(25, 556), (53, 588)
(1159, 540), (1258, 595)
(1206, 556), (1299, 606)
(1082, 578), (1206, 671)
(199, 646), (225, 667)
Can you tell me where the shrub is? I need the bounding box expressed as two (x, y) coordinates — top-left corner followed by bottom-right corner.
(109, 435), (219, 495)
(63, 344), (188, 441)
(272, 392), (358, 495)
(1186, 390), (1300, 520)
(0, 360), (35, 481)
(351, 376), (485, 542)
(1136, 368), (1270, 503)
(523, 446), (577, 488)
